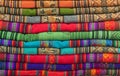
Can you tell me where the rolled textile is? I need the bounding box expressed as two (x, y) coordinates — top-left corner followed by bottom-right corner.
(0, 69), (120, 76)
(0, 12), (120, 23)
(0, 46), (60, 55)
(0, 46), (120, 55)
(0, 39), (119, 48)
(0, 53), (120, 64)
(1, 0), (120, 8)
(1, 62), (120, 70)
(1, 31), (120, 41)
(0, 6), (120, 15)
(0, 20), (120, 34)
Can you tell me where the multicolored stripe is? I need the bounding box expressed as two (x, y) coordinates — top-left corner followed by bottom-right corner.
(1, 0), (120, 8)
(0, 39), (119, 48)
(0, 20), (120, 34)
(0, 53), (120, 64)
(0, 6), (120, 15)
(0, 46), (120, 55)
(0, 12), (120, 23)
(1, 31), (120, 41)
(1, 62), (120, 70)
(0, 69), (120, 76)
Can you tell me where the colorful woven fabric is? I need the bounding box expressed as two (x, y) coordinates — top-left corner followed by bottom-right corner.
(0, 53), (120, 64)
(0, 6), (120, 15)
(1, 31), (120, 41)
(0, 46), (60, 55)
(1, 46), (120, 55)
(0, 69), (120, 76)
(0, 12), (120, 23)
(0, 20), (120, 34)
(1, 0), (120, 75)
(1, 62), (120, 70)
(1, 0), (120, 8)
(0, 39), (119, 48)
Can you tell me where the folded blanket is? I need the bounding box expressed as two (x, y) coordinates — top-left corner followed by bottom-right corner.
(0, 12), (119, 23)
(1, 6), (120, 15)
(0, 20), (119, 33)
(1, 62), (120, 70)
(0, 39), (118, 48)
(0, 53), (119, 64)
(1, 0), (120, 8)
(1, 31), (120, 41)
(0, 46), (119, 54)
(0, 69), (120, 76)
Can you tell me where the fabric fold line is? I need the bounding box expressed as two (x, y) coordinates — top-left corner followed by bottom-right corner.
(1, 31), (120, 41)
(0, 53), (120, 64)
(0, 6), (120, 15)
(0, 20), (120, 34)
(0, 39), (119, 48)
(0, 62), (120, 70)
(1, 0), (120, 8)
(0, 46), (120, 55)
(0, 12), (120, 23)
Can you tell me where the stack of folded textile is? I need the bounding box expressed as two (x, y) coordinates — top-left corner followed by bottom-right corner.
(0, 0), (120, 76)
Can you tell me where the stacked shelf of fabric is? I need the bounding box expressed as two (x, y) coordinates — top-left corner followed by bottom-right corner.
(0, 0), (120, 76)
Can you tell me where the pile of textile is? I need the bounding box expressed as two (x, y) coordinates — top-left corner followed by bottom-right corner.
(0, 0), (120, 76)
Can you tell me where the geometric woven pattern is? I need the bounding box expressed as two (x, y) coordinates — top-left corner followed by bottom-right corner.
(0, 0), (120, 76)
